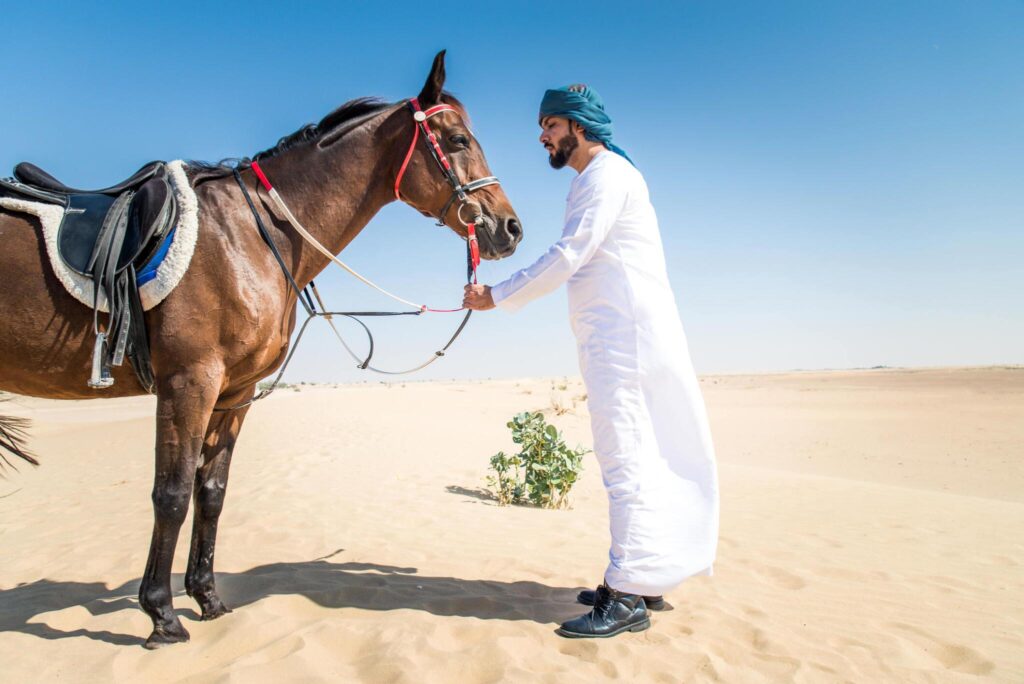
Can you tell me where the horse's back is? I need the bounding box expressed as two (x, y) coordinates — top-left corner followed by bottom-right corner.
(0, 178), (301, 400)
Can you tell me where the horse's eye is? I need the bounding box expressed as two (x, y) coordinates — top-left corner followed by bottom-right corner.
(449, 134), (470, 147)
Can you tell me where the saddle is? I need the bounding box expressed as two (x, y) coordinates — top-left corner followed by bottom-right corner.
(0, 161), (179, 393)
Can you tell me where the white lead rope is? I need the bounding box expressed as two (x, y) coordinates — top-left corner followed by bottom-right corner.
(324, 314), (445, 375)
(251, 161), (427, 311)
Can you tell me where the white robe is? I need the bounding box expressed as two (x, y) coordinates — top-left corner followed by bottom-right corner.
(491, 150), (719, 596)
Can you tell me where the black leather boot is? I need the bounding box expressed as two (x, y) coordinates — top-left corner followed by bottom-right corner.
(557, 584), (651, 638)
(577, 588), (670, 611)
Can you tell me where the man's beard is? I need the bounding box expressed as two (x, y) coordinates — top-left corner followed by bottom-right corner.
(548, 132), (579, 169)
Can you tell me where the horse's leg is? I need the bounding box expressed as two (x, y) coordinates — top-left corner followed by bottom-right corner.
(185, 400), (251, 620)
(139, 374), (219, 649)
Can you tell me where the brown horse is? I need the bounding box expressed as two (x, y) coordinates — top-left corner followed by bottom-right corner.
(0, 51), (521, 648)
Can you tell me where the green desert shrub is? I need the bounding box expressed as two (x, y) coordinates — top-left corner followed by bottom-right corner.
(488, 411), (587, 509)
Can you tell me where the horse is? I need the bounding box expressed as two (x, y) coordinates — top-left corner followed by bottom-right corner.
(0, 51), (522, 648)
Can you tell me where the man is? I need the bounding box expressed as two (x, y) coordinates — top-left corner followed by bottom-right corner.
(463, 85), (719, 639)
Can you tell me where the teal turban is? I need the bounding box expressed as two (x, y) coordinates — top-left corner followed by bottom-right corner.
(539, 85), (633, 165)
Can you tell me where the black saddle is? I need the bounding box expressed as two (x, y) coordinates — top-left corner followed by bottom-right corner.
(0, 161), (179, 393)
(14, 160), (164, 196)
(4, 161), (176, 275)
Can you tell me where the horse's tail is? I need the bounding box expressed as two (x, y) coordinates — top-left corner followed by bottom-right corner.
(0, 402), (37, 468)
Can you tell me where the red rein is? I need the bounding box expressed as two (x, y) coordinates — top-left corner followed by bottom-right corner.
(393, 98), (481, 298)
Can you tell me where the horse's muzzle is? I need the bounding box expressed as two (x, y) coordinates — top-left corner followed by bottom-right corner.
(479, 215), (521, 259)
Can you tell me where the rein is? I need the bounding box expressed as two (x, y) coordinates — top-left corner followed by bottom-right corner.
(220, 98), (498, 409)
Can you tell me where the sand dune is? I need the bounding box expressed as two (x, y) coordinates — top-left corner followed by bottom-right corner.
(1, 368), (1021, 682)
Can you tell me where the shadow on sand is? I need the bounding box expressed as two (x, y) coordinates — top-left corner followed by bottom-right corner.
(0, 551), (585, 646)
(444, 484), (499, 503)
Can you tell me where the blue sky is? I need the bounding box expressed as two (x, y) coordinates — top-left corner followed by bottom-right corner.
(2, 1), (1021, 381)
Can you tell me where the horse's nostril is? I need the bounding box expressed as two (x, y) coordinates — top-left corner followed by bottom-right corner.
(506, 218), (522, 239)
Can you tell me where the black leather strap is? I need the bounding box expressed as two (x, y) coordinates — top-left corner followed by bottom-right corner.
(233, 168), (315, 316)
(437, 176), (500, 225)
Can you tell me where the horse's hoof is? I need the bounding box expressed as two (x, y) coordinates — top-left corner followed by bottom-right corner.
(144, 623), (191, 649)
(201, 602), (233, 621)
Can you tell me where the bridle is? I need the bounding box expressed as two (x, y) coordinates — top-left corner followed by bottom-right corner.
(222, 97), (503, 409)
(395, 98), (500, 224)
(393, 97), (501, 270)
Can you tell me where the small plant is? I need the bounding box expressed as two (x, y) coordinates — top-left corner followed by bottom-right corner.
(488, 412), (587, 509)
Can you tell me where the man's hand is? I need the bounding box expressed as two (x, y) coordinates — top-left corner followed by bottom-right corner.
(463, 284), (495, 311)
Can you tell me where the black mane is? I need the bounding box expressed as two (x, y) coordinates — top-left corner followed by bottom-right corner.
(185, 92), (464, 185)
(253, 97), (390, 161)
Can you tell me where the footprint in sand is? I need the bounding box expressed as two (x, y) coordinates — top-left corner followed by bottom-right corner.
(754, 565), (808, 590)
(556, 640), (620, 678)
(889, 622), (995, 675)
(987, 554), (1019, 568)
(741, 604), (768, 618)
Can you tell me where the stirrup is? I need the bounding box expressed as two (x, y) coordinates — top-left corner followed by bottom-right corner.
(87, 332), (115, 389)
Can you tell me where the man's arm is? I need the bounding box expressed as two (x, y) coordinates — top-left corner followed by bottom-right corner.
(465, 172), (626, 312)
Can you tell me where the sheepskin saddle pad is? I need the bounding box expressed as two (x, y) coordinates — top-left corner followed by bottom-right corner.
(0, 159), (199, 313)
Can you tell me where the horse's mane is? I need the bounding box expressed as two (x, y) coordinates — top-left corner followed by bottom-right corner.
(254, 96), (391, 161)
(186, 92), (465, 185)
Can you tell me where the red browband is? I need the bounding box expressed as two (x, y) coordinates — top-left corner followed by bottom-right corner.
(394, 98), (460, 201)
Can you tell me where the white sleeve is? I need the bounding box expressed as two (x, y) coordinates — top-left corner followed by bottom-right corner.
(490, 173), (626, 312)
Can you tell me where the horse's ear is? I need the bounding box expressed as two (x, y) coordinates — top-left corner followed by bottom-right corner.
(417, 50), (447, 105)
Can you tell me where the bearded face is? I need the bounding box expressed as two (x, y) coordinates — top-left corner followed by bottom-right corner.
(540, 116), (581, 170)
(547, 129), (580, 169)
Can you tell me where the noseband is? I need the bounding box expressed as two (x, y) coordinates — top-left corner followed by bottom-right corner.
(393, 98), (500, 229)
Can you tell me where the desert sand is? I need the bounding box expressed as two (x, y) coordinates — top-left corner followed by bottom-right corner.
(0, 367), (1021, 682)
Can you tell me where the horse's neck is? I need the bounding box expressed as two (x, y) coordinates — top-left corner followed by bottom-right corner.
(252, 125), (397, 288)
